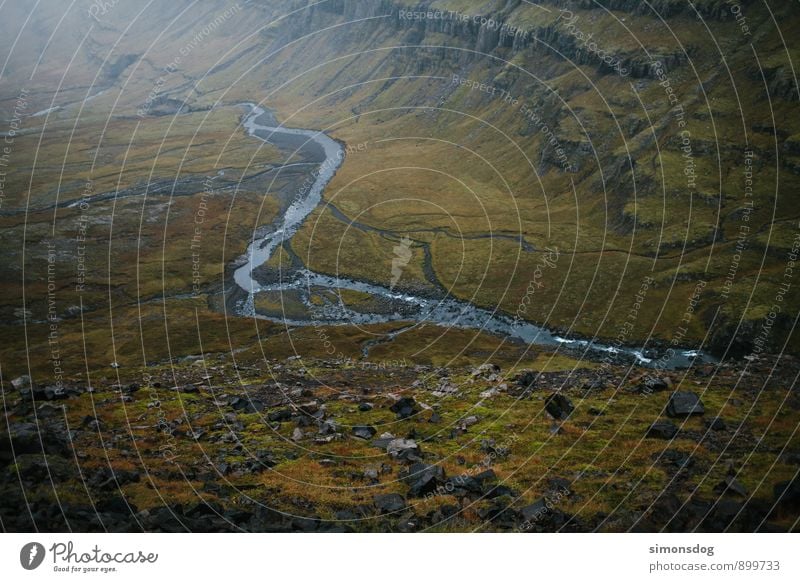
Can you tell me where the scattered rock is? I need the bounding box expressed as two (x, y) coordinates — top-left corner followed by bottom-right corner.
(661, 449), (694, 469)
(514, 370), (538, 391)
(431, 380), (460, 397)
(371, 432), (396, 449)
(89, 468), (140, 490)
(373, 494), (406, 514)
(646, 422), (678, 440)
(12, 375), (34, 393)
(705, 416), (726, 431)
(639, 377), (670, 393)
(471, 363), (501, 382)
(230, 397), (264, 413)
(714, 475), (748, 497)
(666, 391), (705, 417)
(267, 409), (293, 422)
(386, 438), (422, 462)
(352, 425), (377, 440)
(458, 415), (479, 431)
(545, 393), (574, 420)
(402, 462), (446, 497)
(390, 396), (418, 419)
(358, 402), (373, 412)
(583, 378), (607, 391)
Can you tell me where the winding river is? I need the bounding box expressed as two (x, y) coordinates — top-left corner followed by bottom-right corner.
(232, 104), (714, 369)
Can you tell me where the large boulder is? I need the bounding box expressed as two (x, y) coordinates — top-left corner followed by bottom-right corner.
(545, 394), (574, 420)
(666, 391), (705, 417)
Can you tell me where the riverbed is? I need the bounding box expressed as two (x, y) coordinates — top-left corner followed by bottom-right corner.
(231, 103), (714, 369)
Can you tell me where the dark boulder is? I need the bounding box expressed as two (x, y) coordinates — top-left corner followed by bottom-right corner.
(773, 475), (800, 511)
(547, 477), (572, 494)
(515, 370), (538, 390)
(714, 475), (748, 497)
(545, 393), (574, 420)
(639, 377), (670, 393)
(646, 421), (678, 439)
(402, 462), (446, 497)
(373, 493), (406, 514)
(390, 397), (418, 420)
(661, 449), (694, 469)
(230, 397), (264, 413)
(666, 391), (705, 417)
(0, 422), (70, 463)
(519, 499), (548, 524)
(88, 467), (140, 491)
(265, 405), (289, 421)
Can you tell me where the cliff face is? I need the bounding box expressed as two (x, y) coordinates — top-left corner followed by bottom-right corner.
(273, 0), (694, 79)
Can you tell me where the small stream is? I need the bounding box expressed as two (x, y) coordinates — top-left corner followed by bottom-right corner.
(232, 104), (714, 369)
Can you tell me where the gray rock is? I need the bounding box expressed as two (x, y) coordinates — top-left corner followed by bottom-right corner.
(11, 375), (33, 392)
(666, 391), (705, 417)
(471, 363), (500, 379)
(387, 438), (421, 462)
(390, 397), (418, 419)
(352, 425), (377, 439)
(373, 494), (406, 513)
(402, 462), (446, 497)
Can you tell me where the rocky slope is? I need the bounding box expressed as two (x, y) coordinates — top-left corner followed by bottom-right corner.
(1, 354), (798, 532)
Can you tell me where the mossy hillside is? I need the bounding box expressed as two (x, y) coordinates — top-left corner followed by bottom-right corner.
(3, 355), (797, 531)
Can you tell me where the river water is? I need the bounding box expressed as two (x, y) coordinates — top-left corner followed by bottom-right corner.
(231, 104), (714, 369)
